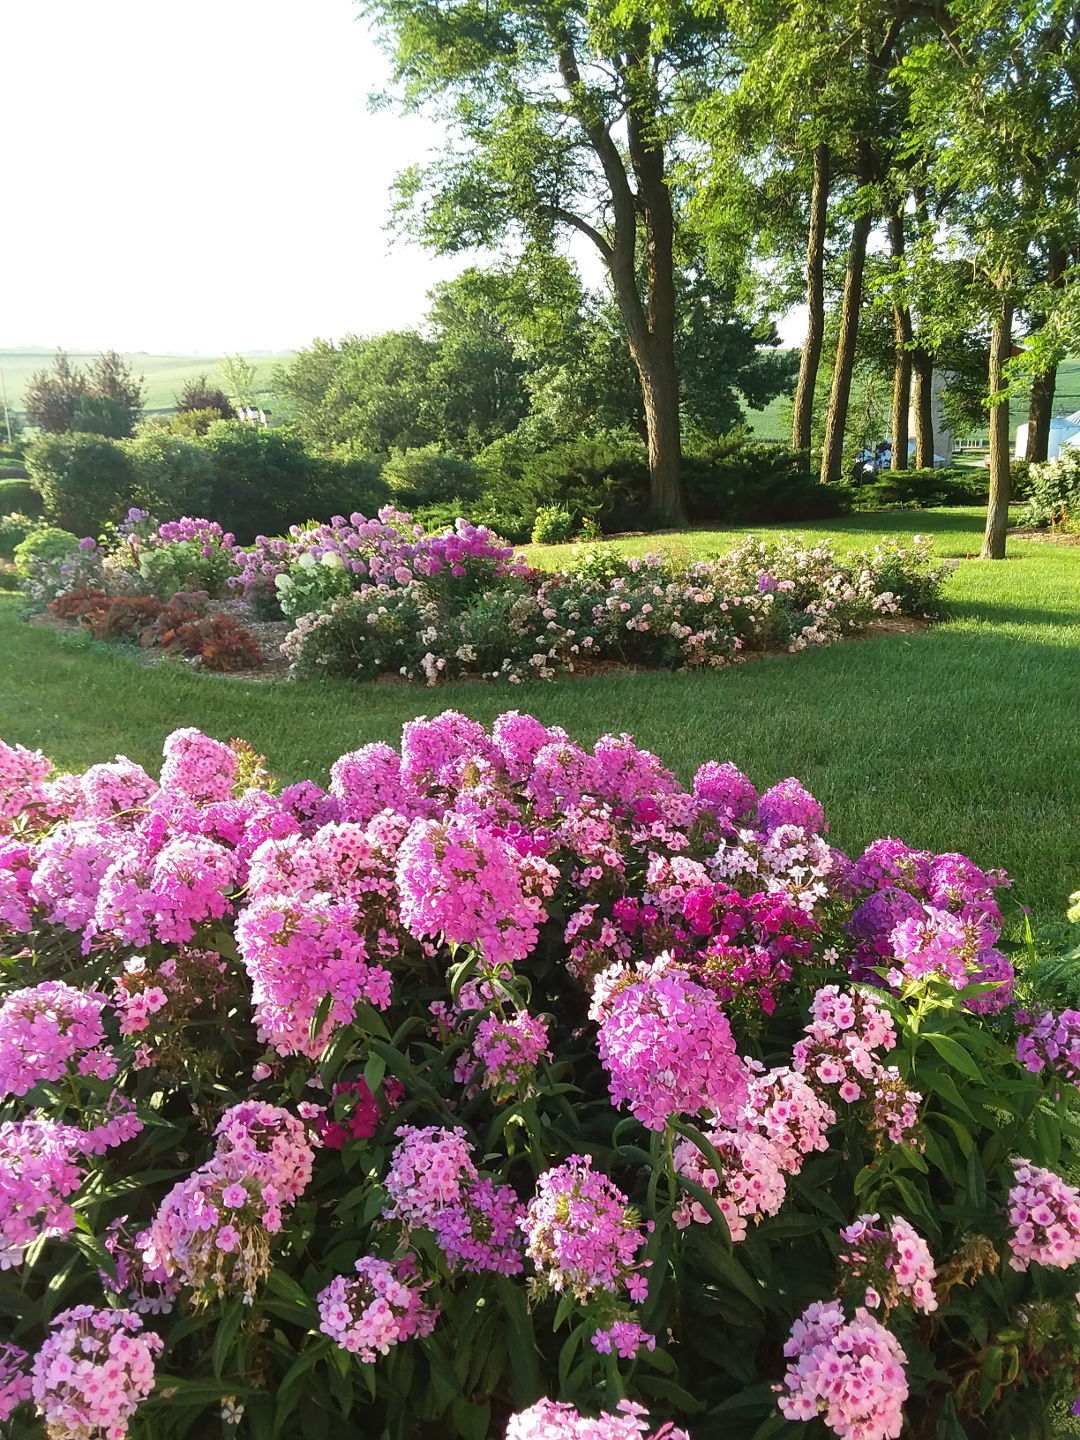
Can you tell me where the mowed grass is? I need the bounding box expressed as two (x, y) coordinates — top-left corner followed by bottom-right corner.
(0, 351), (290, 415)
(0, 509), (1077, 923)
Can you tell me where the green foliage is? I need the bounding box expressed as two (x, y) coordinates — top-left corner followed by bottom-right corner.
(70, 393), (136, 439)
(530, 506), (577, 545)
(197, 422), (322, 543)
(0, 513), (42, 560)
(12, 525), (80, 579)
(135, 541), (236, 602)
(518, 432), (652, 534)
(0, 478), (42, 517)
(121, 432), (216, 520)
(25, 432), (137, 536)
(382, 446), (484, 509)
(1024, 451), (1080, 529)
(682, 435), (850, 523)
(850, 468), (990, 511)
(176, 373), (235, 419)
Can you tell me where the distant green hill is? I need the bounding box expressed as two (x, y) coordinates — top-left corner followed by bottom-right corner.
(0, 351), (292, 417)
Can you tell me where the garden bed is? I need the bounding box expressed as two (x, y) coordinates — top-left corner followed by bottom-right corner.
(1, 714), (1079, 1439)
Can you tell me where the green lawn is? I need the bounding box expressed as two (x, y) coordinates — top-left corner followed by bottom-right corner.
(1, 508), (1077, 925)
(0, 350), (290, 416)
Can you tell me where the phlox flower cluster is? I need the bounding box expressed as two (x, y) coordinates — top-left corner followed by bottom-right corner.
(394, 815), (557, 966)
(30, 1305), (162, 1440)
(159, 727), (238, 805)
(471, 1011), (550, 1096)
(838, 1214), (938, 1314)
(431, 1177), (526, 1275)
(672, 1128), (788, 1239)
(0, 739), (50, 827)
(506, 1398), (689, 1440)
(1016, 1007), (1080, 1086)
(591, 958), (748, 1130)
(744, 1066), (836, 1172)
(235, 894), (391, 1058)
(77, 757), (157, 822)
(886, 905), (1013, 1012)
(317, 1254), (438, 1360)
(521, 1155), (650, 1304)
(0, 1342), (31, 1422)
(792, 987), (920, 1146)
(1006, 1159), (1080, 1271)
(0, 841), (33, 933)
(111, 948), (231, 1053)
(0, 1117), (85, 1268)
(776, 1299), (908, 1440)
(591, 1320), (656, 1359)
(0, 981), (116, 1098)
(30, 820), (132, 935)
(383, 1125), (478, 1226)
(142, 1102), (314, 1303)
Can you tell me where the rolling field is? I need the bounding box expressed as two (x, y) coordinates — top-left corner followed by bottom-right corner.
(0, 350), (291, 415)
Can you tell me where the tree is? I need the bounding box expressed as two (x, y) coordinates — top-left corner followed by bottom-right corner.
(25, 433), (135, 534)
(71, 395), (134, 439)
(176, 375), (235, 420)
(85, 350), (144, 432)
(23, 350), (87, 434)
(220, 354), (260, 412)
(362, 0), (726, 523)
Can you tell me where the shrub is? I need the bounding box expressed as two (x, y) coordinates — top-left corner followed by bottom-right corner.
(2, 716), (1080, 1440)
(0, 514), (41, 561)
(849, 466), (988, 510)
(83, 594), (167, 643)
(519, 431), (652, 533)
(12, 526), (81, 580)
(25, 432), (137, 535)
(199, 422), (322, 542)
(1024, 449), (1080, 529)
(70, 393), (135, 439)
(133, 521), (237, 600)
(47, 585), (109, 621)
(682, 435), (850, 523)
(530, 506), (577, 545)
(275, 551), (355, 622)
(171, 613), (265, 671)
(382, 446), (484, 509)
(121, 432), (216, 520)
(0, 479), (42, 517)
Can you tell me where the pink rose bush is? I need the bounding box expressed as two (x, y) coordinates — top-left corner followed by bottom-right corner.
(0, 712), (1077, 1439)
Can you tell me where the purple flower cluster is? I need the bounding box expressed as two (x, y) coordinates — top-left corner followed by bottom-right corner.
(1016, 1007), (1080, 1086)
(1006, 1158), (1080, 1271)
(0, 1117), (86, 1268)
(0, 980), (116, 1097)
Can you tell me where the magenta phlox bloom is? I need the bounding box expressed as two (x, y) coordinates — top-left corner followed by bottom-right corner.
(0, 739), (50, 829)
(1016, 1007), (1080, 1086)
(0, 980), (116, 1098)
(0, 1342), (31, 1422)
(521, 1155), (650, 1303)
(0, 1117), (85, 1268)
(159, 728), (238, 805)
(591, 958), (748, 1130)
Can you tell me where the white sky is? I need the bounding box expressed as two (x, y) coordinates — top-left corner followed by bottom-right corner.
(3, 0), (472, 354)
(3, 0), (804, 355)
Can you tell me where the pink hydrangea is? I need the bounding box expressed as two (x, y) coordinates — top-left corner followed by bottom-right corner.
(395, 815), (555, 966)
(1006, 1158), (1080, 1271)
(776, 1299), (908, 1440)
(672, 1127), (787, 1239)
(506, 1398), (689, 1440)
(235, 893), (392, 1058)
(159, 727), (238, 805)
(591, 959), (748, 1131)
(0, 1117), (85, 1268)
(838, 1214), (938, 1313)
(383, 1124), (478, 1226)
(317, 1253), (437, 1360)
(521, 1155), (650, 1303)
(0, 980), (116, 1098)
(31, 1305), (162, 1439)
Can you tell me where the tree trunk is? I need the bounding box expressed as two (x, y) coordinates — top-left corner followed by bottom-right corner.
(981, 292), (1014, 560)
(1026, 366), (1057, 463)
(792, 143), (829, 469)
(911, 347), (935, 468)
(636, 348), (684, 526)
(888, 213), (912, 471)
(820, 146), (875, 484)
(1024, 242), (1067, 462)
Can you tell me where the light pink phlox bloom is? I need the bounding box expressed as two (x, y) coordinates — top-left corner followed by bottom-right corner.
(776, 1300), (908, 1440)
(383, 1124), (478, 1225)
(506, 1397), (690, 1440)
(31, 1306), (162, 1440)
(317, 1253), (438, 1361)
(521, 1155), (650, 1302)
(1006, 1159), (1080, 1271)
(672, 1127), (787, 1239)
